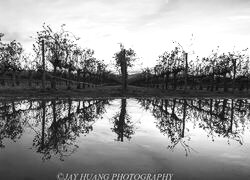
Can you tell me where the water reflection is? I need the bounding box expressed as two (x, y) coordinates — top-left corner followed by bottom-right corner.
(111, 99), (135, 142)
(0, 98), (249, 159)
(138, 98), (249, 155)
(0, 99), (110, 160)
(0, 101), (24, 148)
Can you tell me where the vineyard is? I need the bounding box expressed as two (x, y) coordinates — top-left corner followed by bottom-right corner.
(131, 46), (250, 93)
(1, 25), (250, 96)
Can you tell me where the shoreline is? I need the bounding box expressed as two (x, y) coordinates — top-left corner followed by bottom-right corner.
(0, 85), (250, 100)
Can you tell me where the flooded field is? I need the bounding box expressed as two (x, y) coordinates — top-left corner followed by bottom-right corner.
(0, 98), (250, 180)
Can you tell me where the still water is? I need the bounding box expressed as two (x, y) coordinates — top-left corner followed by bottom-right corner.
(0, 98), (249, 180)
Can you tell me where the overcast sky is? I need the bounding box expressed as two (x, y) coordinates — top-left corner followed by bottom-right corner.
(1, 0), (250, 70)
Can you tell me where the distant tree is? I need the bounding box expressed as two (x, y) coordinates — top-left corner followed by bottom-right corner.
(34, 24), (79, 89)
(21, 54), (38, 87)
(215, 53), (231, 92)
(0, 33), (5, 73)
(75, 48), (95, 88)
(114, 44), (136, 91)
(228, 49), (249, 91)
(96, 59), (107, 84)
(0, 38), (23, 86)
(62, 44), (79, 89)
(0, 33), (4, 41)
(141, 67), (153, 86)
(203, 48), (220, 91)
(157, 46), (185, 90)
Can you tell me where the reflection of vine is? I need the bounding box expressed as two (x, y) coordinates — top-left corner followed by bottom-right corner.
(148, 99), (193, 156)
(187, 99), (245, 145)
(138, 98), (250, 156)
(1, 98), (250, 159)
(0, 101), (26, 148)
(33, 99), (110, 161)
(0, 99), (110, 161)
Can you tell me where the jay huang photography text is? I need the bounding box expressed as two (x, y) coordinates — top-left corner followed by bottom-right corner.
(57, 173), (174, 180)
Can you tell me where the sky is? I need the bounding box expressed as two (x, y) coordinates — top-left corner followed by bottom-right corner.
(1, 0), (250, 72)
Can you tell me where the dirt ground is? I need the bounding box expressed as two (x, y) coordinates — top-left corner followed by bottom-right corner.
(0, 85), (250, 100)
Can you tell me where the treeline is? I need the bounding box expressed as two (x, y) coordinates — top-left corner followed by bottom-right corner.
(0, 25), (118, 89)
(132, 45), (250, 92)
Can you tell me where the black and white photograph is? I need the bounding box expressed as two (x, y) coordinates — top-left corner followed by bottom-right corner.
(0, 0), (250, 180)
